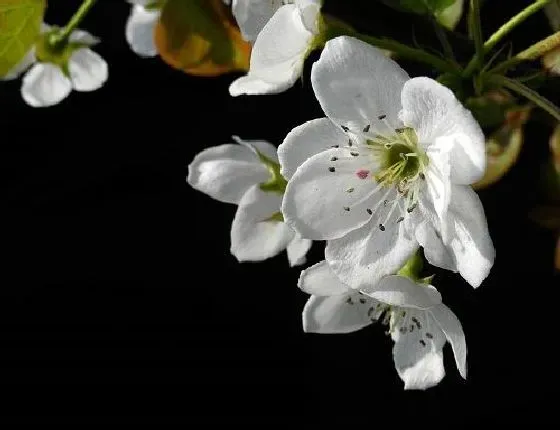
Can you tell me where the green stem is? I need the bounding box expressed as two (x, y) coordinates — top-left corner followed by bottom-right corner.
(463, 0), (551, 77)
(322, 15), (460, 74)
(51, 0), (97, 46)
(432, 17), (455, 62)
(467, 0), (484, 75)
(353, 32), (460, 74)
(486, 74), (560, 121)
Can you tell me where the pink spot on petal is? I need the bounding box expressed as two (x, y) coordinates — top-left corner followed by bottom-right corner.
(356, 169), (369, 179)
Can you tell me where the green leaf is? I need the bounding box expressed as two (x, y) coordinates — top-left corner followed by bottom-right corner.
(0, 0), (46, 77)
(435, 0), (464, 30)
(381, 0), (455, 15)
(545, 0), (560, 31)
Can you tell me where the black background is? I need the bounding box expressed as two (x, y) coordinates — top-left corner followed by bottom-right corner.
(1, 0), (558, 417)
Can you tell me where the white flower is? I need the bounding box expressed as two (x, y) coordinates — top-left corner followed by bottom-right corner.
(125, 0), (161, 57)
(279, 36), (495, 289)
(299, 260), (467, 390)
(187, 137), (312, 265)
(1, 24), (108, 108)
(229, 0), (322, 96)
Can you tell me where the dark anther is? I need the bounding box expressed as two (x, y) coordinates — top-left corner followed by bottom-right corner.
(395, 128), (405, 133)
(367, 307), (374, 317)
(331, 156), (338, 162)
(366, 208), (372, 215)
(396, 216), (404, 223)
(378, 114), (387, 120)
(348, 139), (353, 147)
(363, 124), (371, 133)
(346, 297), (353, 305)
(347, 187), (355, 193)
(341, 125), (349, 132)
(412, 316), (422, 329)
(379, 224), (385, 231)
(331, 145), (339, 148)
(419, 172), (425, 180)
(419, 339), (426, 347)
(350, 152), (359, 157)
(343, 207), (350, 212)
(328, 167), (335, 172)
(426, 333), (433, 339)
(359, 298), (366, 304)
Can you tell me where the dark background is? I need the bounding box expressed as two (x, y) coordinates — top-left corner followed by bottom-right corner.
(1, 0), (558, 416)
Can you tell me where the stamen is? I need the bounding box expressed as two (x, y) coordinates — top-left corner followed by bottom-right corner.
(378, 114), (386, 120)
(419, 339), (426, 347)
(328, 167), (335, 172)
(426, 333), (433, 339)
(343, 206), (350, 212)
(341, 125), (349, 132)
(363, 124), (370, 133)
(330, 156), (338, 162)
(346, 187), (354, 193)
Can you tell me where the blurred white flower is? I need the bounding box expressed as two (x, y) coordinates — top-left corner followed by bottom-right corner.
(125, 0), (162, 58)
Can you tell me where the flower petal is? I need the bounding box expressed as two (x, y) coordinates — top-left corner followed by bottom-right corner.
(68, 49), (108, 92)
(287, 233), (312, 267)
(2, 49), (35, 81)
(278, 118), (347, 180)
(430, 304), (467, 379)
(442, 185), (495, 288)
(232, 0), (283, 42)
(230, 185), (294, 262)
(232, 4), (313, 95)
(325, 217), (419, 290)
(424, 142), (451, 231)
(311, 36), (409, 134)
(21, 63), (72, 107)
(233, 136), (279, 163)
(392, 309), (446, 390)
(302, 292), (375, 334)
(363, 275), (441, 309)
(282, 147), (383, 240)
(298, 260), (350, 296)
(187, 144), (269, 204)
(400, 77), (485, 184)
(229, 74), (294, 96)
(126, 5), (160, 57)
(415, 220), (456, 271)
(69, 29), (100, 45)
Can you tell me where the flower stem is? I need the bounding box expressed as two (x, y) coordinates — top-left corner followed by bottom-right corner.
(463, 0), (551, 77)
(466, 0), (484, 75)
(432, 17), (455, 62)
(322, 14), (460, 74)
(486, 74), (560, 121)
(51, 0), (97, 46)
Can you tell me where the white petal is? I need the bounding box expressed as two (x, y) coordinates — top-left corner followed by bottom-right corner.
(302, 292), (375, 334)
(229, 74), (294, 96)
(415, 220), (456, 271)
(232, 136), (279, 162)
(278, 118), (347, 180)
(230, 185), (294, 261)
(425, 142), (451, 231)
(68, 49), (108, 92)
(400, 77), (485, 184)
(311, 36), (409, 134)
(364, 275), (441, 309)
(282, 148), (382, 240)
(298, 260), (350, 296)
(2, 49), (35, 81)
(430, 304), (467, 379)
(442, 185), (495, 288)
(237, 4), (313, 93)
(392, 309), (446, 390)
(232, 0), (283, 42)
(125, 5), (160, 57)
(325, 217), (419, 290)
(69, 29), (99, 45)
(187, 144), (269, 204)
(295, 0), (321, 33)
(21, 63), (72, 107)
(287, 233), (312, 266)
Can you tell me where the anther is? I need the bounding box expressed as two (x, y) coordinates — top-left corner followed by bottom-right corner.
(350, 152), (359, 157)
(346, 297), (353, 305)
(330, 156), (338, 162)
(419, 172), (425, 180)
(363, 124), (370, 133)
(366, 208), (372, 215)
(426, 333), (433, 339)
(328, 167), (335, 172)
(331, 145), (339, 148)
(399, 326), (407, 334)
(395, 128), (405, 133)
(378, 114), (387, 120)
(412, 317), (422, 329)
(346, 187), (354, 193)
(409, 324), (415, 332)
(396, 216), (404, 223)
(359, 298), (366, 304)
(419, 339), (426, 347)
(379, 224), (385, 231)
(367, 307), (374, 317)
(341, 125), (349, 132)
(343, 207), (350, 212)
(348, 139), (353, 147)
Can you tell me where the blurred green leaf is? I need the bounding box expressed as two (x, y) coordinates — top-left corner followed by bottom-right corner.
(154, 0), (250, 76)
(0, 0), (46, 77)
(545, 0), (560, 31)
(466, 90), (516, 129)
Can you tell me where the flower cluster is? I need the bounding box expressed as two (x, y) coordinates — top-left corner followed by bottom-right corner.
(17, 0), (560, 391)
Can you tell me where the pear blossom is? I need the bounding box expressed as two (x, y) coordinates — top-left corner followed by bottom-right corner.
(187, 137), (312, 265)
(279, 36), (495, 289)
(125, 0), (162, 57)
(300, 260), (466, 390)
(1, 24), (108, 108)
(229, 0), (322, 96)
